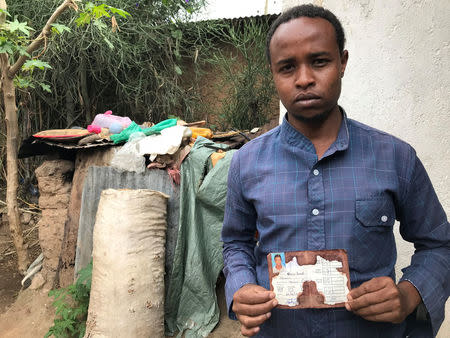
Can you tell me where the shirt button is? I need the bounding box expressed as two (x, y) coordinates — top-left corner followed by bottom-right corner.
(313, 169), (319, 176)
(381, 215), (388, 222)
(312, 209), (319, 216)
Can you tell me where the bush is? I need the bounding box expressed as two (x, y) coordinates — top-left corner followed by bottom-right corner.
(45, 261), (92, 338)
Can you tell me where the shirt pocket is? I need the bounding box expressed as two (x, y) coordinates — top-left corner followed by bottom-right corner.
(350, 197), (397, 278)
(355, 197), (396, 230)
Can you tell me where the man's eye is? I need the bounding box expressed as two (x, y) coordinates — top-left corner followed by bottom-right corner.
(313, 59), (329, 67)
(280, 64), (294, 72)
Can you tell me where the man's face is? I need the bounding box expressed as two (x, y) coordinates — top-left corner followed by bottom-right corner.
(269, 17), (348, 124)
(275, 256), (282, 268)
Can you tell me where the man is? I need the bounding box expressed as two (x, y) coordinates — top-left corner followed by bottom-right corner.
(222, 4), (449, 337)
(273, 254), (285, 274)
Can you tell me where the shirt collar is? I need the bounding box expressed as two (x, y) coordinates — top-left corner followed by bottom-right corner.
(280, 107), (350, 156)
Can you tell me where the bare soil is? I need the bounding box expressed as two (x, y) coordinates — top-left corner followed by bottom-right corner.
(0, 253), (21, 314)
(0, 288), (55, 338)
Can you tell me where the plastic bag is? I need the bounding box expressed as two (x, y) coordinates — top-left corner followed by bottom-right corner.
(110, 132), (146, 173)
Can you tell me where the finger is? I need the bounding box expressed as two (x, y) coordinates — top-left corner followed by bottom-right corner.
(241, 324), (260, 337)
(352, 299), (400, 317)
(236, 289), (275, 305)
(237, 312), (271, 329)
(350, 277), (393, 299)
(234, 298), (278, 316)
(348, 286), (398, 311)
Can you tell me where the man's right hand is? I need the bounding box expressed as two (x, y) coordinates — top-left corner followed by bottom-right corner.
(232, 284), (278, 337)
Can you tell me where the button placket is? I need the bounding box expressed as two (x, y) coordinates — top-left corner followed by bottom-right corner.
(307, 165), (325, 250)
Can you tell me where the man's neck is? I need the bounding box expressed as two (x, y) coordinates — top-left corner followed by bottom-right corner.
(287, 106), (342, 159)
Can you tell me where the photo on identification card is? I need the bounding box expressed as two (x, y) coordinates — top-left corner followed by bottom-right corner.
(267, 249), (351, 309)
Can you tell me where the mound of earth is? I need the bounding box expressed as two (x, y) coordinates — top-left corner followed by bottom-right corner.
(0, 289), (54, 338)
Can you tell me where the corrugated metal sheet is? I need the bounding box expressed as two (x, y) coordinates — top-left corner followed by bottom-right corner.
(75, 166), (180, 287)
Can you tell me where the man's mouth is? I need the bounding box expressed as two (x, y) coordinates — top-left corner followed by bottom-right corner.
(294, 93), (321, 107)
(295, 93), (321, 101)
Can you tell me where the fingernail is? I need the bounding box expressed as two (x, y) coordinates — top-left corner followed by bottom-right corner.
(266, 312), (271, 318)
(273, 299), (278, 306)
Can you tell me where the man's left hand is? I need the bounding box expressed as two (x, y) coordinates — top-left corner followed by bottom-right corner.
(345, 277), (421, 323)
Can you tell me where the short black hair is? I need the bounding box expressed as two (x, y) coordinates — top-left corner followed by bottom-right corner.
(274, 254), (282, 260)
(266, 4), (346, 64)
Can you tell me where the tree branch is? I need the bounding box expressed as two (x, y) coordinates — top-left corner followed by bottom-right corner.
(7, 0), (78, 78)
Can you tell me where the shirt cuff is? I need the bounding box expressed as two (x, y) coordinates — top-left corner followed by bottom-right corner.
(224, 269), (257, 320)
(400, 271), (445, 337)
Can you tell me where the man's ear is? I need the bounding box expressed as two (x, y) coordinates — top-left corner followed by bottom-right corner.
(340, 50), (349, 77)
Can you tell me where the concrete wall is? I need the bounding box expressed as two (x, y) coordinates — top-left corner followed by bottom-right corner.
(281, 1), (449, 335)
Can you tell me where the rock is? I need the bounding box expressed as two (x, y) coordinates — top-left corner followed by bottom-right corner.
(29, 273), (46, 290)
(20, 212), (32, 225)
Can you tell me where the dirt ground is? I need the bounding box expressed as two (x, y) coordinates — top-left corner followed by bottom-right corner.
(0, 209), (242, 338)
(0, 288), (55, 338)
(0, 279), (241, 338)
(0, 208), (55, 338)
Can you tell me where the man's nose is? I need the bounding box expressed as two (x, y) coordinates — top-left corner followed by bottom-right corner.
(295, 65), (315, 88)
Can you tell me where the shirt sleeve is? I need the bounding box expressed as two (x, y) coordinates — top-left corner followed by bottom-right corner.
(221, 151), (258, 319)
(398, 154), (450, 337)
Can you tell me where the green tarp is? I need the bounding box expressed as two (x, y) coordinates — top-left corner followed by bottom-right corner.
(165, 137), (236, 337)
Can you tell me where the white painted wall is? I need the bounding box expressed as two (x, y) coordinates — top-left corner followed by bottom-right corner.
(280, 1), (450, 335)
(194, 0), (281, 20)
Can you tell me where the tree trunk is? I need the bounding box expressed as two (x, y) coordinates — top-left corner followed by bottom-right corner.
(1, 53), (30, 274)
(0, 0), (79, 275)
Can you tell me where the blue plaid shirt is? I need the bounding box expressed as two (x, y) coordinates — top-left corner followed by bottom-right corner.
(222, 111), (449, 337)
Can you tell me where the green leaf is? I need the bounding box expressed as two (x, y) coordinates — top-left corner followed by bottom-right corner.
(174, 65), (182, 75)
(14, 76), (34, 89)
(23, 59), (52, 71)
(75, 12), (92, 26)
(40, 83), (52, 93)
(8, 19), (33, 36)
(106, 6), (131, 19)
(85, 2), (95, 11)
(51, 23), (71, 35)
(16, 46), (31, 57)
(0, 41), (14, 54)
(92, 4), (110, 19)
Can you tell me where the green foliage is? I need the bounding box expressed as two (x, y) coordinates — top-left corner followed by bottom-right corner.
(45, 261), (93, 338)
(8, 18), (34, 36)
(0, 11), (33, 59)
(3, 0), (275, 133)
(0, 2), (128, 95)
(23, 59), (52, 71)
(75, 2), (130, 26)
(51, 23), (71, 35)
(208, 18), (276, 130)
